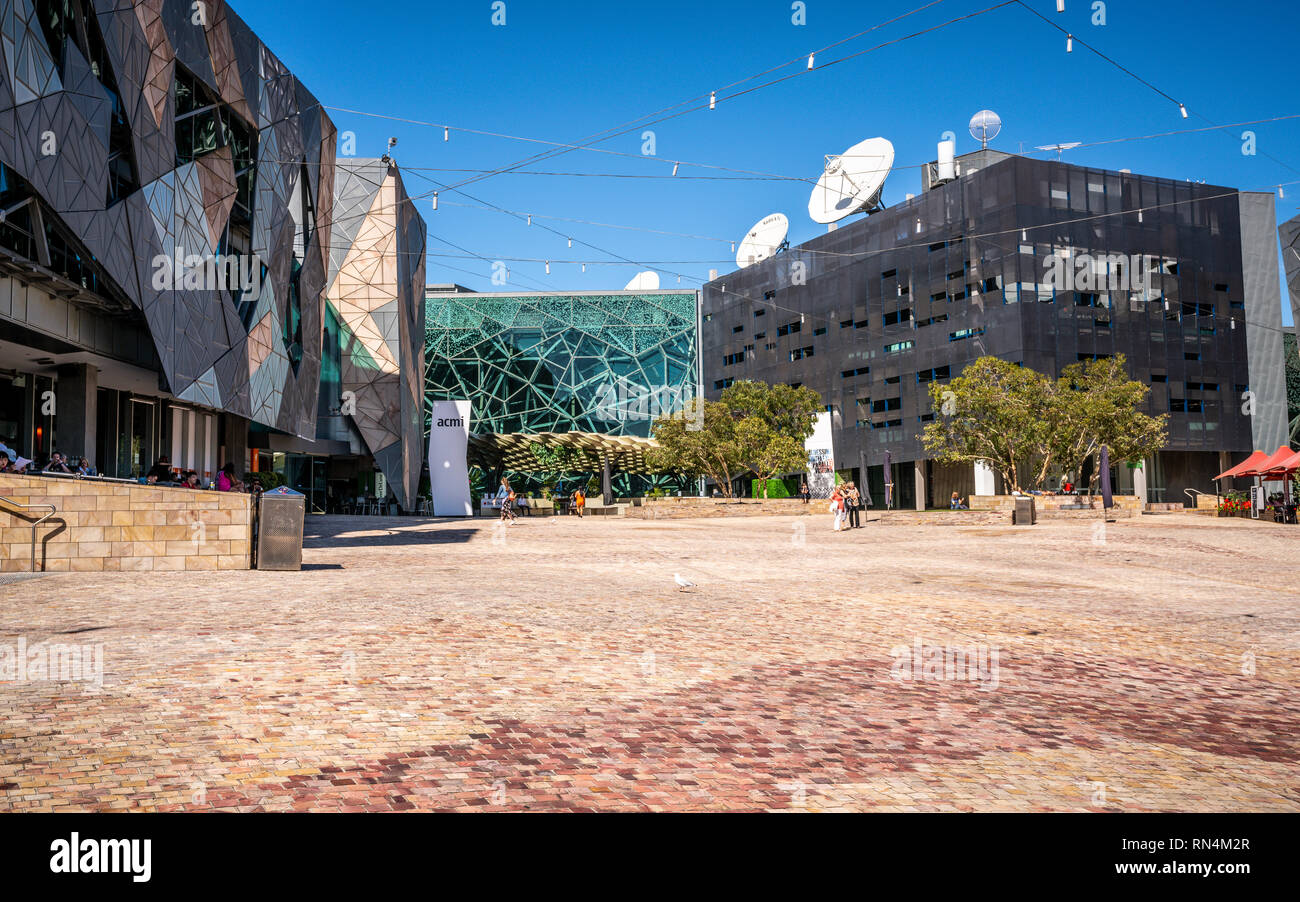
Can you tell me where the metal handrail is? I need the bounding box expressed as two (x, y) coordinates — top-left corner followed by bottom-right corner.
(0, 496), (56, 572)
(1184, 487), (1217, 506)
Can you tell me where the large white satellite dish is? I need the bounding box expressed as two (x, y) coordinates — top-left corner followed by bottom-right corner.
(807, 137), (894, 224)
(969, 110), (1002, 148)
(624, 271), (660, 291)
(736, 212), (789, 268)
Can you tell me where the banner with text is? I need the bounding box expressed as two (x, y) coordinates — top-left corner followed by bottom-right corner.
(428, 400), (472, 516)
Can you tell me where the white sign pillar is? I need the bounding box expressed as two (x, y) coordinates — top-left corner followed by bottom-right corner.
(1132, 459), (1148, 510)
(974, 459), (996, 496)
(428, 400), (472, 516)
(804, 411), (835, 499)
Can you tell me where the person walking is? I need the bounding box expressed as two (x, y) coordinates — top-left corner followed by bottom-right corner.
(845, 482), (862, 528)
(499, 481), (517, 524)
(573, 487), (585, 518)
(829, 485), (847, 531)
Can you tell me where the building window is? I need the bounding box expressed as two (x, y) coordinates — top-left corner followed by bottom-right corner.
(722, 351), (745, 366)
(789, 346), (814, 361)
(948, 327), (984, 342)
(754, 307), (766, 316)
(884, 340), (914, 354)
(883, 309), (912, 326)
(713, 378), (734, 390)
(776, 321), (801, 337)
(733, 324), (744, 333)
(813, 326), (827, 336)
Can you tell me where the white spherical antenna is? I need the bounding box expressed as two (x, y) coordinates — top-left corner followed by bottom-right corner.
(624, 271), (660, 291)
(968, 110), (1001, 148)
(807, 137), (894, 224)
(736, 212), (789, 268)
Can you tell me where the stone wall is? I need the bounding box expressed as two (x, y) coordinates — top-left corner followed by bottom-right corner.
(623, 497), (1010, 524)
(968, 494), (1144, 512)
(0, 474), (252, 573)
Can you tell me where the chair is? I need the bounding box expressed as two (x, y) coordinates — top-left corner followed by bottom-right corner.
(417, 497), (432, 515)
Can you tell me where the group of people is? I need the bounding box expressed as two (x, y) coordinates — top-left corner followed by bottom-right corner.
(828, 482), (866, 531)
(0, 445), (95, 476)
(494, 478), (586, 523)
(0, 444), (255, 495)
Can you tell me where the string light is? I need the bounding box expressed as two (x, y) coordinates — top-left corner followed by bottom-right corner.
(527, 214), (532, 226)
(1066, 34), (1072, 52)
(444, 127), (449, 141)
(807, 52), (815, 69)
(1179, 103), (1188, 119)
(709, 91), (716, 110)
(1056, 0), (1064, 11)
(545, 260), (550, 274)
(567, 237), (572, 248)
(672, 162), (679, 176)
(431, 193), (438, 210)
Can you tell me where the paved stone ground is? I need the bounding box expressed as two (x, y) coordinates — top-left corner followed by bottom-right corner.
(1, 513), (1296, 812)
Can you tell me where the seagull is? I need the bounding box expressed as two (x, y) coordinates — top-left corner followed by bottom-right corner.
(674, 573), (696, 591)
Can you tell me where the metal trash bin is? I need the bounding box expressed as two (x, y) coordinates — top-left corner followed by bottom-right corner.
(257, 486), (305, 570)
(1012, 496), (1036, 525)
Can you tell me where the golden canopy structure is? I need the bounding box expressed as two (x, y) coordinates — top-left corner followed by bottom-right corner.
(467, 432), (661, 475)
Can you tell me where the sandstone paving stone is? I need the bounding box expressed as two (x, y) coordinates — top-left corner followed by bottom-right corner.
(0, 514), (1296, 811)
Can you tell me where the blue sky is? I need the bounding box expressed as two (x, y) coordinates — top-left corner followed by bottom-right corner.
(238, 0), (1299, 322)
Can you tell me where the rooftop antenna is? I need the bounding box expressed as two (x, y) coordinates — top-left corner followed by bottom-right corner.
(968, 110), (1001, 150)
(735, 213), (789, 269)
(381, 136), (397, 164)
(807, 137), (894, 224)
(1035, 141), (1082, 160)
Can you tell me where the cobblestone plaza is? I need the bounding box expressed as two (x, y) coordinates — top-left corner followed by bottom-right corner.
(1, 513), (1295, 812)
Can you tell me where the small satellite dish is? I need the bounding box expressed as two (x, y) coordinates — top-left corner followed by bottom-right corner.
(807, 137), (894, 224)
(969, 110), (1001, 148)
(624, 271), (660, 291)
(736, 213), (789, 268)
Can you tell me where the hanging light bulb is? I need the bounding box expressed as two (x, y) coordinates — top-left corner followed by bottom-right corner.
(581, 263), (586, 273)
(443, 127), (449, 141)
(672, 162), (679, 176)
(1138, 209), (1144, 223)
(807, 52), (814, 69)
(1056, 0), (1065, 11)
(568, 237), (572, 248)
(1066, 34), (1073, 52)
(1279, 186), (1286, 199)
(677, 275), (681, 284)
(431, 192), (438, 211)
(545, 260), (550, 274)
(527, 214), (532, 226)
(1231, 318), (1236, 330)
(1021, 229), (1027, 241)
(730, 241), (736, 253)
(709, 91), (716, 110)
(800, 313), (805, 323)
(1179, 103), (1188, 119)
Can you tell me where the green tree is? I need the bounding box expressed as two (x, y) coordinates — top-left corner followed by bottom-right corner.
(648, 380), (822, 497)
(1284, 333), (1300, 442)
(922, 357), (1054, 492)
(735, 416), (806, 498)
(647, 397), (745, 495)
(1052, 355), (1167, 491)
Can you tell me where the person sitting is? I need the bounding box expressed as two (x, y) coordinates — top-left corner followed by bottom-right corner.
(0, 452), (11, 474)
(43, 452), (73, 474)
(216, 462), (244, 492)
(181, 470), (202, 489)
(74, 456), (96, 477)
(950, 491), (968, 510)
(145, 455), (174, 483)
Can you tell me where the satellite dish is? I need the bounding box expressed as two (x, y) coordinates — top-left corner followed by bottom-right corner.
(624, 271), (660, 291)
(969, 110), (1001, 148)
(807, 137), (894, 224)
(736, 213), (789, 268)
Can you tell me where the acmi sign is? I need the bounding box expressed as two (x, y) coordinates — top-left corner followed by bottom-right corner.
(435, 417), (464, 428)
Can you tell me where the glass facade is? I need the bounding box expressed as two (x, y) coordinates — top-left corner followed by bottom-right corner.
(425, 290), (700, 493)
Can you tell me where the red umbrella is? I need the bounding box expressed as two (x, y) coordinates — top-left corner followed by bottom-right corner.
(1214, 450), (1268, 481)
(1260, 448), (1300, 475)
(1237, 445), (1296, 477)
